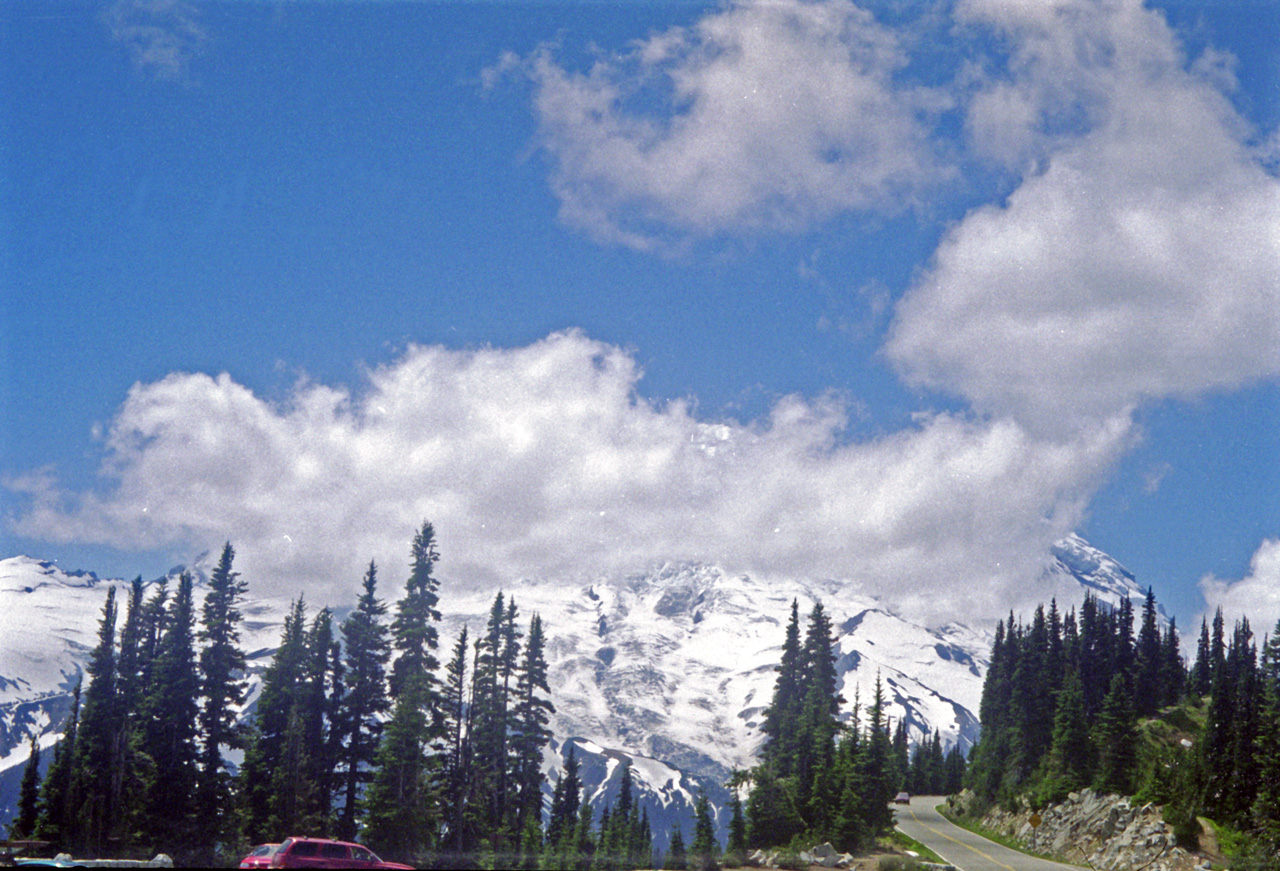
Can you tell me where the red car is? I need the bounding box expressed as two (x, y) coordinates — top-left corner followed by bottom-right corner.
(239, 843), (281, 869)
(268, 837), (413, 869)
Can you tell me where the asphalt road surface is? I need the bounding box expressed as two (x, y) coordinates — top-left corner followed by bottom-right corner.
(894, 797), (1081, 871)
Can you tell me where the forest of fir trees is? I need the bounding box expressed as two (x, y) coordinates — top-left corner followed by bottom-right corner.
(7, 529), (968, 869)
(966, 588), (1280, 871)
(6, 524), (575, 868)
(740, 601), (965, 861)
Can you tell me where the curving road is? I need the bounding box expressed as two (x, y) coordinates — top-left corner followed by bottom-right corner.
(894, 796), (1081, 871)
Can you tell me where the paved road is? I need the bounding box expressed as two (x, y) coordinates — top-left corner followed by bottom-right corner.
(894, 796), (1081, 871)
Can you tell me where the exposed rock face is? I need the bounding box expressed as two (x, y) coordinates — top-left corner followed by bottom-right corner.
(965, 789), (1203, 871)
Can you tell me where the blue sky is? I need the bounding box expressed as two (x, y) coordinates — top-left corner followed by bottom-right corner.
(2, 0), (1277, 630)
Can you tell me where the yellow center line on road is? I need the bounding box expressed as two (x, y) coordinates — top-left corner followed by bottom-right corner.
(903, 804), (1019, 871)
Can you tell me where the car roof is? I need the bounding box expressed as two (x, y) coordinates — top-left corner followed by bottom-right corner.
(283, 837), (364, 848)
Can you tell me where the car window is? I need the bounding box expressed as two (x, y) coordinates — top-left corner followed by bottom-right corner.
(350, 847), (375, 863)
(291, 842), (319, 857)
(319, 843), (348, 859)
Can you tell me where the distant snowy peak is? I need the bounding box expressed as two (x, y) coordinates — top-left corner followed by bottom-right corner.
(1046, 533), (1165, 616)
(0, 555), (105, 592)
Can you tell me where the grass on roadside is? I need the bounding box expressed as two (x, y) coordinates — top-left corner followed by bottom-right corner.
(885, 830), (947, 865)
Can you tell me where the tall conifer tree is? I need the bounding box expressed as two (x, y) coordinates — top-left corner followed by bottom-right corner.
(760, 600), (804, 777)
(690, 791), (719, 871)
(1094, 673), (1137, 796)
(141, 571), (200, 855)
(35, 679), (80, 846)
(1134, 588), (1164, 717)
(68, 585), (119, 852)
(512, 613), (554, 853)
(389, 521), (443, 700)
(195, 543), (249, 855)
(336, 561), (392, 841)
(239, 596), (310, 844)
(9, 733), (41, 839)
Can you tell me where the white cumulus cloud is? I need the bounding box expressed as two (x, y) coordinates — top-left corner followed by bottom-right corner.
(885, 0), (1280, 432)
(10, 331), (1129, 625)
(501, 0), (947, 249)
(1199, 539), (1280, 635)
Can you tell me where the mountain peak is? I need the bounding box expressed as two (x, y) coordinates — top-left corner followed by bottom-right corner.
(1047, 534), (1160, 615)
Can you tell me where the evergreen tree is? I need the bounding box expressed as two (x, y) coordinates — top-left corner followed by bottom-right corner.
(1212, 609), (1228, 679)
(1190, 618), (1213, 697)
(364, 524), (450, 862)
(690, 790), (720, 871)
(1006, 605), (1054, 794)
(270, 705), (322, 838)
(967, 616), (1018, 804)
(240, 596), (310, 844)
(115, 578), (146, 710)
(336, 561), (392, 841)
(833, 692), (870, 851)
(636, 807), (653, 871)
(137, 578), (171, 689)
(469, 592), (522, 846)
(663, 827), (687, 871)
(573, 791), (597, 871)
(856, 675), (897, 839)
(511, 614), (554, 853)
(35, 679), (81, 847)
(389, 521), (444, 700)
(725, 788), (748, 867)
(795, 601), (842, 831)
(909, 729), (945, 796)
(1200, 617), (1263, 826)
(363, 676), (433, 862)
(1077, 597), (1111, 721)
(1040, 668), (1092, 803)
(301, 606), (343, 832)
(9, 733), (41, 839)
(140, 571), (200, 855)
(943, 744), (967, 795)
(1161, 618), (1185, 708)
(760, 600), (804, 777)
(1114, 597), (1136, 681)
(890, 719), (910, 796)
(1134, 588), (1164, 717)
(1251, 622), (1280, 854)
(1093, 673), (1137, 796)
(111, 575), (153, 844)
(548, 743), (583, 864)
(68, 585), (120, 852)
(745, 762), (803, 849)
(439, 627), (473, 857)
(195, 543), (249, 855)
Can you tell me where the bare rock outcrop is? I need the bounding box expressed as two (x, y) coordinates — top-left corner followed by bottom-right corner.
(963, 789), (1204, 871)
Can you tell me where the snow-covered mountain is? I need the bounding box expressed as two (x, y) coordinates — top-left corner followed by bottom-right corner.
(1048, 533), (1168, 618)
(0, 536), (1141, 837)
